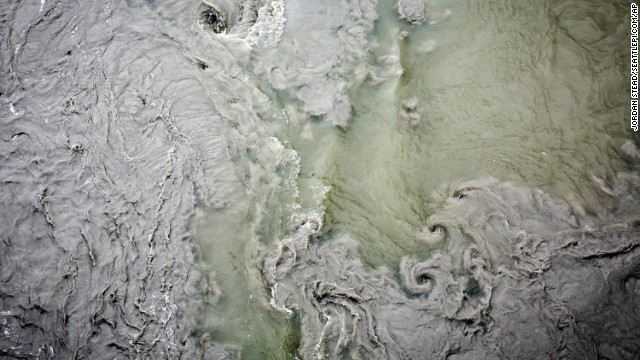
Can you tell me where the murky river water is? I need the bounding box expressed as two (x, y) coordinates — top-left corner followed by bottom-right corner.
(196, 0), (636, 358)
(321, 0), (631, 267)
(1, 0), (638, 359)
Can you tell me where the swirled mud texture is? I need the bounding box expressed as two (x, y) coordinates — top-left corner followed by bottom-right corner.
(0, 0), (257, 358)
(0, 0), (379, 357)
(2, 0), (640, 359)
(265, 176), (640, 359)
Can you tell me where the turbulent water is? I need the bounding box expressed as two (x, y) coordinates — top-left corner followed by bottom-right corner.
(1, 0), (639, 359)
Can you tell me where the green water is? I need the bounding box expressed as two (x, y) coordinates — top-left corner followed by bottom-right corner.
(197, 0), (633, 358)
(312, 0), (631, 267)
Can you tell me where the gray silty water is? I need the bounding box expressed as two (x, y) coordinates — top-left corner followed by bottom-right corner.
(0, 0), (252, 358)
(1, 0), (640, 359)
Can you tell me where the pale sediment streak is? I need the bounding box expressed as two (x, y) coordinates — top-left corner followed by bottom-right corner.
(245, 1), (286, 48)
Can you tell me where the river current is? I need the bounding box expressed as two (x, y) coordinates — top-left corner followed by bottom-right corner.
(1, 0), (639, 359)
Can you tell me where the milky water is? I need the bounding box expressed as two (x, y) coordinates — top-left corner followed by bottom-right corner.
(196, 0), (635, 358)
(1, 0), (636, 358)
(319, 0), (632, 267)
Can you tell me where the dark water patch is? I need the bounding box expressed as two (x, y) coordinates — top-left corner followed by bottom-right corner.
(199, 6), (228, 34)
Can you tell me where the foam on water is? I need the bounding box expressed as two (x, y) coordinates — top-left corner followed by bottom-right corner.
(1, 0), (639, 359)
